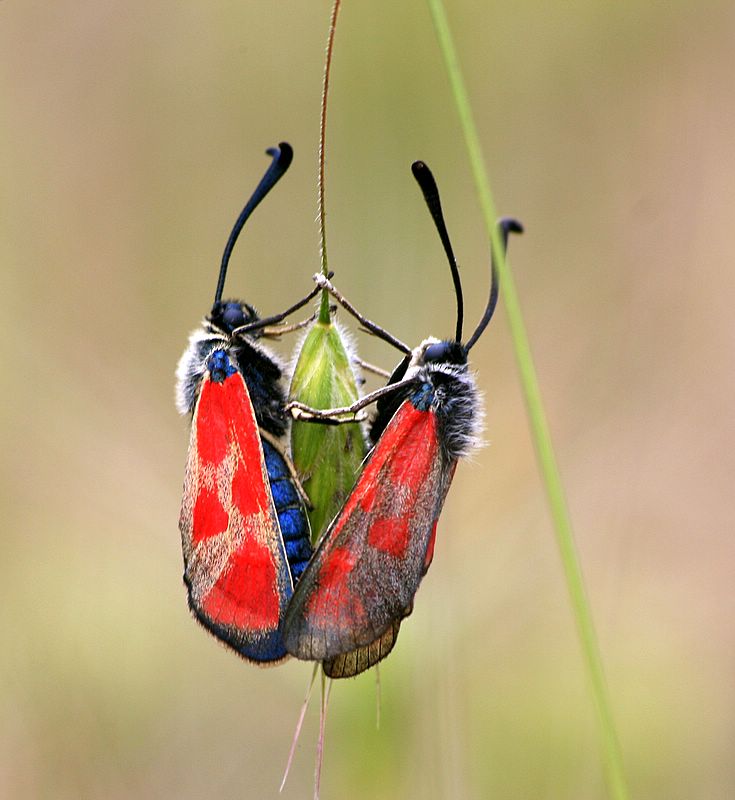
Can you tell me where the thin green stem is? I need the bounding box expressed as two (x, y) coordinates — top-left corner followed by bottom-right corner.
(426, 2), (629, 799)
(317, 0), (341, 324)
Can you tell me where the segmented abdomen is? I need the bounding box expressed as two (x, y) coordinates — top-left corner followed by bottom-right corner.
(261, 439), (312, 581)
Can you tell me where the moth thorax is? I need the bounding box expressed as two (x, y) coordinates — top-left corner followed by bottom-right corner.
(206, 350), (236, 384)
(430, 363), (481, 461)
(175, 330), (230, 415)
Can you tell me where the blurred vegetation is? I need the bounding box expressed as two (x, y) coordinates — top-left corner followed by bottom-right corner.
(2, 1), (734, 798)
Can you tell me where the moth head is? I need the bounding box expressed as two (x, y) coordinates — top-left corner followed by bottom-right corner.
(422, 339), (467, 366)
(209, 300), (259, 335)
(411, 337), (467, 370)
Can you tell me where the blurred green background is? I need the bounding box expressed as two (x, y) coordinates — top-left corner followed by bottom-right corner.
(2, 1), (733, 797)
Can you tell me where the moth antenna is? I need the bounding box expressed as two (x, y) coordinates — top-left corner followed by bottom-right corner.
(213, 142), (294, 307)
(411, 161), (464, 343)
(465, 217), (523, 351)
(317, 0), (342, 323)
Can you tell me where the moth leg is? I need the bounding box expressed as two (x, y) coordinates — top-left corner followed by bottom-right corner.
(312, 273), (410, 355)
(259, 428), (314, 510)
(352, 357), (390, 379)
(289, 411), (368, 426)
(261, 313), (317, 338)
(287, 375), (417, 422)
(231, 275), (333, 337)
(260, 305), (338, 339)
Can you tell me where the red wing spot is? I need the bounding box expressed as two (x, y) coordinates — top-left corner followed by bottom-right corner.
(222, 376), (271, 514)
(304, 546), (363, 627)
(357, 403), (414, 513)
(202, 538), (279, 629)
(423, 520), (439, 571)
(387, 414), (438, 487)
(358, 479), (378, 514)
(231, 459), (265, 517)
(367, 515), (411, 559)
(306, 588), (366, 630)
(225, 377), (265, 474)
(360, 405), (438, 558)
(319, 546), (358, 588)
(306, 590), (366, 631)
(354, 450), (385, 515)
(358, 405), (437, 515)
(192, 485), (229, 544)
(196, 383), (228, 464)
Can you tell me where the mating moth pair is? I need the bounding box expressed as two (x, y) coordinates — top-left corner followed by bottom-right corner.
(176, 142), (521, 678)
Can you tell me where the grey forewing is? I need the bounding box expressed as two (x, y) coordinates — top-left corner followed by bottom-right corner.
(283, 398), (454, 661)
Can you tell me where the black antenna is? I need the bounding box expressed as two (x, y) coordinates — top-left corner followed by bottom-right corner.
(212, 142), (294, 307)
(411, 161), (464, 343)
(465, 217), (523, 351)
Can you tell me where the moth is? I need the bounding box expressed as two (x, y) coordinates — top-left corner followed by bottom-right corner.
(283, 160), (522, 677)
(176, 143), (318, 663)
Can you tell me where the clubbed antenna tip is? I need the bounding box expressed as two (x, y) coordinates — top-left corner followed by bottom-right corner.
(213, 142), (294, 308)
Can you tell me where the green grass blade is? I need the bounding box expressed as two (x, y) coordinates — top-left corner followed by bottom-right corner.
(426, 2), (630, 798)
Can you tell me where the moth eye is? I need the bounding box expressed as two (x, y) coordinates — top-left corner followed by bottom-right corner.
(221, 302), (246, 330)
(423, 342), (451, 363)
(423, 341), (468, 366)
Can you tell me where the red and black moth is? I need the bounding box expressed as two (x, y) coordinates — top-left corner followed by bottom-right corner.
(176, 143), (320, 664)
(283, 160), (522, 678)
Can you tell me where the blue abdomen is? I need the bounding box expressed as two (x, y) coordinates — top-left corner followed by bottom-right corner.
(261, 439), (312, 582)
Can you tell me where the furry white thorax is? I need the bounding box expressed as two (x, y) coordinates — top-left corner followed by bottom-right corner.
(404, 337), (484, 461)
(175, 325), (225, 415)
(174, 318), (288, 416)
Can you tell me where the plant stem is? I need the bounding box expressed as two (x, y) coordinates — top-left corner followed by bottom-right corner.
(317, 0), (341, 324)
(425, 2), (629, 798)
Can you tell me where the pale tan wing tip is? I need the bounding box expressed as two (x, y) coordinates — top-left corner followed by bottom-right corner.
(322, 619), (402, 679)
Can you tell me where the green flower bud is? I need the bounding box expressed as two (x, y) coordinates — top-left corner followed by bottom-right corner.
(289, 319), (366, 543)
